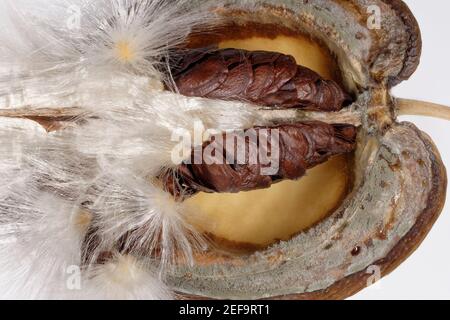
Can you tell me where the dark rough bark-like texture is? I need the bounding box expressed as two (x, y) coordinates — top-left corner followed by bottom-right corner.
(170, 48), (350, 111)
(162, 121), (356, 197)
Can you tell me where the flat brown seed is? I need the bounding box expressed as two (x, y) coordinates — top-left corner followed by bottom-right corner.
(208, 59), (254, 98)
(174, 55), (228, 97)
(266, 54), (298, 94)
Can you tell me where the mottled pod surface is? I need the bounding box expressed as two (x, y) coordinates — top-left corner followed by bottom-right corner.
(163, 0), (447, 300)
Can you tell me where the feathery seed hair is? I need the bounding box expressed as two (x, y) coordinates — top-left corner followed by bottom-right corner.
(0, 0), (262, 299)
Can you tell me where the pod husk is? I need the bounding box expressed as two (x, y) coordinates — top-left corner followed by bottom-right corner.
(0, 0), (444, 300)
(163, 0), (447, 300)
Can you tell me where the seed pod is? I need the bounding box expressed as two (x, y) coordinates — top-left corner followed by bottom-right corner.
(162, 0), (448, 300)
(2, 0), (449, 301)
(162, 122), (356, 197)
(171, 48), (350, 111)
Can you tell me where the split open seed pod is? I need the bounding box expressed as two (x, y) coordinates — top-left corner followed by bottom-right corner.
(163, 0), (448, 299)
(1, 0), (448, 300)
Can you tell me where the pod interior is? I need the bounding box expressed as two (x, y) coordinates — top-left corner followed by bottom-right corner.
(184, 30), (356, 251)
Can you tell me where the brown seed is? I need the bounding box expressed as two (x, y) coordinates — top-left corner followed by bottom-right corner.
(170, 48), (350, 111)
(162, 122), (357, 198)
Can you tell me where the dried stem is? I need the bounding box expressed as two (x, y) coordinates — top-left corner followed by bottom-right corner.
(396, 98), (450, 121)
(0, 107), (86, 119)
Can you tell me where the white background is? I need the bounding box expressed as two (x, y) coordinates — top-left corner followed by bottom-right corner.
(351, 0), (450, 300)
